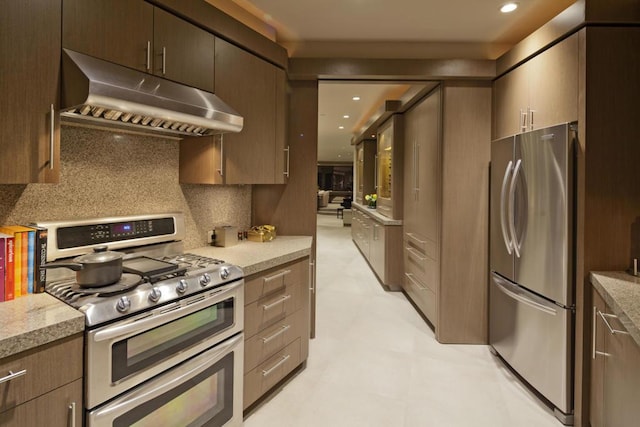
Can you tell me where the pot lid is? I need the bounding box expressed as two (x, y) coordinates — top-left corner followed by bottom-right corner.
(74, 246), (123, 264)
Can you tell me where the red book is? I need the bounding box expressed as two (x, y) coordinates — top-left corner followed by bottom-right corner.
(2, 234), (15, 301)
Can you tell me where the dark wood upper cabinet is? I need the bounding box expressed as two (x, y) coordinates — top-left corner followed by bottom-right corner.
(0, 0), (61, 183)
(153, 7), (215, 92)
(63, 0), (153, 73)
(63, 0), (214, 92)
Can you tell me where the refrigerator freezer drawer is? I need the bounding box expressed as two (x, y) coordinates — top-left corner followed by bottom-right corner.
(489, 273), (573, 414)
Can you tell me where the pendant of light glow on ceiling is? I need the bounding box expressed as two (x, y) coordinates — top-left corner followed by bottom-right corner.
(500, 2), (518, 13)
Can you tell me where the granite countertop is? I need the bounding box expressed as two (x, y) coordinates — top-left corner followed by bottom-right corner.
(189, 235), (313, 276)
(0, 293), (85, 359)
(352, 202), (403, 226)
(590, 271), (640, 347)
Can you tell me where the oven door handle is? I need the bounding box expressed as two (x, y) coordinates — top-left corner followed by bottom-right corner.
(91, 333), (243, 423)
(93, 280), (242, 343)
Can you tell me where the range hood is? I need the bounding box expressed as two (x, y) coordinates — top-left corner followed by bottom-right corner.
(60, 49), (243, 137)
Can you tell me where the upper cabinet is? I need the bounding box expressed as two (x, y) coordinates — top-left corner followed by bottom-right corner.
(0, 0), (61, 184)
(493, 33), (579, 139)
(355, 139), (376, 204)
(62, 0), (215, 92)
(375, 115), (403, 219)
(180, 38), (288, 185)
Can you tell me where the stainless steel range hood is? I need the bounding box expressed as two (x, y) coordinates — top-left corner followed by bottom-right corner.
(60, 49), (243, 137)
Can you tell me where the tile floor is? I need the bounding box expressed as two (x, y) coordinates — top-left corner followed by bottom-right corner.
(244, 214), (563, 427)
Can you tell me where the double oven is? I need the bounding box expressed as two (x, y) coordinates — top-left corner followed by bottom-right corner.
(39, 213), (244, 426)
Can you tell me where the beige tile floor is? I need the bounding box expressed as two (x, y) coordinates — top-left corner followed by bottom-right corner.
(243, 214), (562, 427)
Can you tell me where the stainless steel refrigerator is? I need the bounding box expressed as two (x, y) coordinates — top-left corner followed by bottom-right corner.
(489, 122), (576, 425)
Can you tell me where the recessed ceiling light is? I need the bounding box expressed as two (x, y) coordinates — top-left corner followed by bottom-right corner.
(343, 115), (350, 119)
(352, 96), (361, 101)
(338, 126), (345, 130)
(500, 2), (518, 13)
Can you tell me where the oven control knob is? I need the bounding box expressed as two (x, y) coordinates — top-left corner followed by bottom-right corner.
(220, 267), (230, 280)
(149, 287), (162, 303)
(177, 279), (188, 294)
(199, 273), (211, 287)
(116, 296), (131, 313)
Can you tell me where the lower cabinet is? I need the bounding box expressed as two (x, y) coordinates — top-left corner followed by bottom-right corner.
(0, 334), (83, 426)
(591, 286), (640, 427)
(243, 257), (310, 410)
(351, 206), (403, 290)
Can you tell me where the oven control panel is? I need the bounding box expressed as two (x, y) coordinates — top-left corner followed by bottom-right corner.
(57, 218), (176, 248)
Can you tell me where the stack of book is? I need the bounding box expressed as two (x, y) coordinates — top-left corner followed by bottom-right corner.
(0, 225), (47, 302)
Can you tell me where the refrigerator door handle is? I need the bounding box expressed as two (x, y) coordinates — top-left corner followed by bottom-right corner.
(492, 273), (557, 316)
(500, 160), (514, 255)
(508, 158), (523, 258)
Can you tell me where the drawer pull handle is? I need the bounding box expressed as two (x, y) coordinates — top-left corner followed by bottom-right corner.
(405, 273), (427, 291)
(598, 310), (631, 336)
(69, 401), (76, 427)
(405, 246), (427, 261)
(262, 324), (291, 343)
(263, 294), (291, 311)
(406, 232), (427, 246)
(264, 269), (292, 283)
(262, 354), (290, 377)
(0, 369), (27, 384)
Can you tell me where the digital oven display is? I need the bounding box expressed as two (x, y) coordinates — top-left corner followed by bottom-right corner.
(112, 223), (134, 235)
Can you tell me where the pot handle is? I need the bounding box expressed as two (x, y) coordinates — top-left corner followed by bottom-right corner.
(40, 263), (84, 271)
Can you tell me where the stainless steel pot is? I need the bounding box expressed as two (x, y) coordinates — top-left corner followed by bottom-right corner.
(42, 246), (124, 287)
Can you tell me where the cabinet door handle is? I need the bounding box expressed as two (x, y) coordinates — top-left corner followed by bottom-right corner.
(161, 46), (167, 75)
(592, 306), (609, 358)
(264, 269), (291, 283)
(217, 135), (224, 176)
(520, 109), (528, 133)
(262, 354), (290, 377)
(284, 145), (290, 177)
(261, 324), (291, 343)
(262, 294), (291, 311)
(146, 41), (151, 71)
(309, 260), (315, 294)
(0, 369), (27, 384)
(49, 103), (55, 170)
(598, 310), (631, 336)
(374, 154), (378, 189)
(528, 107), (535, 131)
(68, 401), (76, 427)
(415, 142), (420, 199)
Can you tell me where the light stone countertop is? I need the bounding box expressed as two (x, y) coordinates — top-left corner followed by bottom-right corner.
(590, 271), (640, 347)
(0, 293), (85, 359)
(189, 235), (313, 276)
(352, 202), (403, 226)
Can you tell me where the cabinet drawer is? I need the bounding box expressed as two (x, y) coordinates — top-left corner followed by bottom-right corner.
(405, 232), (437, 260)
(245, 262), (299, 305)
(244, 309), (304, 373)
(0, 334), (83, 412)
(403, 272), (437, 323)
(245, 282), (301, 337)
(0, 378), (82, 427)
(243, 338), (301, 409)
(404, 248), (437, 292)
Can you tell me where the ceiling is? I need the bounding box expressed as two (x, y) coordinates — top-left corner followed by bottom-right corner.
(208, 0), (576, 162)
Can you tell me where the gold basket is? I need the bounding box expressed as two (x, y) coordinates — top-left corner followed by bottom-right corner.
(247, 225), (276, 242)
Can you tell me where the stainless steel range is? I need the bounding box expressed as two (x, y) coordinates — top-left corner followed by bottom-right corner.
(36, 213), (244, 427)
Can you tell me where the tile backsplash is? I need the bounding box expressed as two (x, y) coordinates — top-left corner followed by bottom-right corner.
(0, 126), (251, 251)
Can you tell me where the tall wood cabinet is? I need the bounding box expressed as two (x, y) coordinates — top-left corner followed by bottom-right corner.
(402, 83), (491, 343)
(591, 287), (640, 427)
(179, 38), (287, 185)
(375, 115), (404, 220)
(62, 0), (215, 92)
(0, 0), (61, 184)
(493, 32), (579, 139)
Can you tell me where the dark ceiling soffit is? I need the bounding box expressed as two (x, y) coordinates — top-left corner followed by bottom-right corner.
(287, 58), (496, 81)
